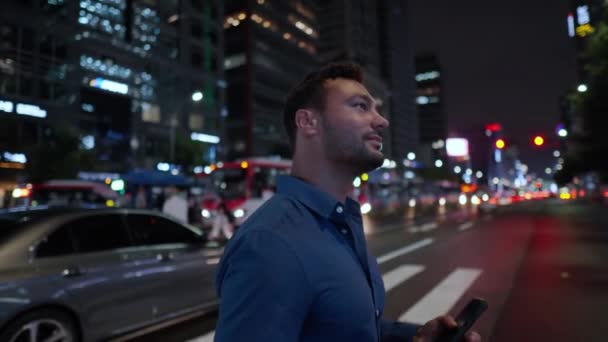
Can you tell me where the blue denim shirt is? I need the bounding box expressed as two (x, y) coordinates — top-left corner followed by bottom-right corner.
(215, 175), (418, 342)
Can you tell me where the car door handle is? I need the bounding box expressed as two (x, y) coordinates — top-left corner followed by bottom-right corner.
(62, 266), (85, 277)
(156, 253), (174, 262)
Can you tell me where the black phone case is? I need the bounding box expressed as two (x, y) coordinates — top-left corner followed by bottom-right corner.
(435, 298), (488, 342)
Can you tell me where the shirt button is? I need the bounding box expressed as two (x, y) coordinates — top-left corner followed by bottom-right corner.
(340, 229), (348, 235)
(375, 309), (380, 317)
(336, 206), (343, 213)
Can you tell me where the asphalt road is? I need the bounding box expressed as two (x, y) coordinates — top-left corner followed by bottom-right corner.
(127, 199), (608, 342)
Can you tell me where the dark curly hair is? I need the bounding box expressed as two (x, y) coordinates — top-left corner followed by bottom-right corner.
(283, 62), (363, 151)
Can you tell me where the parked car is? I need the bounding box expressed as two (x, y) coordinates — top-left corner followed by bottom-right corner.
(0, 207), (220, 342)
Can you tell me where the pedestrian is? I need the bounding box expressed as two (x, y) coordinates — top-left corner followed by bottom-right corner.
(214, 62), (482, 341)
(209, 194), (235, 241)
(162, 185), (188, 224)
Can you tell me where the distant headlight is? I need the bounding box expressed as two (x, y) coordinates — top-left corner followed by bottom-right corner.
(459, 194), (468, 205)
(201, 209), (211, 218)
(438, 197), (446, 206)
(471, 195), (481, 205)
(360, 203), (372, 214)
(408, 199), (416, 208)
(233, 208), (245, 218)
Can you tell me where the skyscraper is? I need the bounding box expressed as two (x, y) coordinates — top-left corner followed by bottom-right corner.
(222, 0), (320, 159)
(316, 0), (418, 162)
(0, 0), (224, 175)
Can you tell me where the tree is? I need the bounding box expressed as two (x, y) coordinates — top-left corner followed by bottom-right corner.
(172, 132), (208, 173)
(26, 126), (95, 182)
(559, 8), (608, 184)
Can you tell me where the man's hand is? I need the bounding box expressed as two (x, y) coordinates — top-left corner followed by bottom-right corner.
(413, 315), (481, 342)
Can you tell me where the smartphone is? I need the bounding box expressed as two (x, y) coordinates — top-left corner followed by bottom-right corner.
(435, 298), (488, 342)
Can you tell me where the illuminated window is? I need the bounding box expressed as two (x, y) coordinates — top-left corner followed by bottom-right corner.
(288, 15), (318, 37)
(189, 114), (204, 130)
(141, 102), (160, 123)
(224, 53), (246, 70)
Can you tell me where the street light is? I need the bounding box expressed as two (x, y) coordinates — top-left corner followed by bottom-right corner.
(192, 91), (204, 102)
(577, 84), (588, 93)
(407, 152), (416, 160)
(435, 159), (443, 168)
(533, 135), (545, 146)
(558, 128), (568, 137)
(454, 166), (462, 174)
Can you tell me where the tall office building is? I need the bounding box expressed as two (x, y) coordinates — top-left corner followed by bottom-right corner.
(316, 0), (417, 162)
(0, 0), (224, 176)
(378, 0), (419, 161)
(222, 0), (320, 159)
(415, 54), (445, 144)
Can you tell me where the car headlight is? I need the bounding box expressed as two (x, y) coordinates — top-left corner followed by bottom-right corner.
(459, 194), (468, 205)
(408, 199), (416, 208)
(201, 209), (211, 218)
(438, 197), (446, 206)
(360, 203), (372, 214)
(233, 208), (245, 218)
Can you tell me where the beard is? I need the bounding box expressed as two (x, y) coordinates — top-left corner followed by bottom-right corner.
(321, 120), (385, 173)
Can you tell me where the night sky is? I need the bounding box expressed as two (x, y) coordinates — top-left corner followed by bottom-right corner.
(409, 0), (578, 175)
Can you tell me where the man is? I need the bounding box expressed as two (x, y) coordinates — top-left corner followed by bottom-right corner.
(215, 62), (481, 342)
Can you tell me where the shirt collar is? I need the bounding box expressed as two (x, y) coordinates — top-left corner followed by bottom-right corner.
(277, 175), (360, 220)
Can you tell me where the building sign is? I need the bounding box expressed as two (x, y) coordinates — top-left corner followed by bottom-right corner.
(446, 138), (469, 158)
(415, 71), (440, 82)
(89, 77), (129, 95)
(0, 99), (47, 118)
(577, 5), (590, 25)
(2, 152), (27, 164)
(567, 13), (575, 37)
(575, 5), (594, 37)
(191, 132), (220, 144)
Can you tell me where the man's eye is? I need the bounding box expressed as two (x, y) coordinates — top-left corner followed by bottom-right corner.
(354, 102), (368, 110)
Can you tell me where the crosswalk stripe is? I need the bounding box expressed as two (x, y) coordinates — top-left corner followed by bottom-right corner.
(185, 330), (214, 342)
(376, 238), (434, 264)
(458, 222), (474, 231)
(382, 265), (425, 291)
(419, 222), (438, 232)
(397, 268), (482, 324)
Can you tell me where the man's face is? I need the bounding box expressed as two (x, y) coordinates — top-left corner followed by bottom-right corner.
(318, 78), (389, 173)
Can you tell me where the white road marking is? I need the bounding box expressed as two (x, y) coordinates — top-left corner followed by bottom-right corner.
(382, 265), (425, 291)
(376, 238), (434, 265)
(458, 222), (474, 231)
(419, 222), (438, 232)
(398, 268), (482, 324)
(186, 330), (214, 342)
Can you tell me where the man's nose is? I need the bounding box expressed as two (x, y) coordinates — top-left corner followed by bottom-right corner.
(373, 110), (389, 130)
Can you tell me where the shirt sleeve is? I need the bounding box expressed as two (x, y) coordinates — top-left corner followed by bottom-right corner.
(215, 230), (313, 342)
(380, 318), (420, 342)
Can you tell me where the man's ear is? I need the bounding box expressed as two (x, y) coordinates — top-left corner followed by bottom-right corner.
(295, 109), (319, 136)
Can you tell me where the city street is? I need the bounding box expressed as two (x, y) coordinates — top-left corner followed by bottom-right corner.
(125, 199), (608, 342)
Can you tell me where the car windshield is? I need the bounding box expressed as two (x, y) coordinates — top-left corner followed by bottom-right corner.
(0, 209), (58, 244)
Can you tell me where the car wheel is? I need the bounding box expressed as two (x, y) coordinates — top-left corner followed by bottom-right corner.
(0, 308), (79, 342)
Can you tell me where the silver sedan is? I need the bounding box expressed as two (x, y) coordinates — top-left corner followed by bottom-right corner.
(0, 208), (221, 342)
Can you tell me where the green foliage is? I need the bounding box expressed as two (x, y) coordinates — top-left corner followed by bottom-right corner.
(559, 9), (608, 183)
(26, 127), (95, 182)
(173, 132), (209, 172)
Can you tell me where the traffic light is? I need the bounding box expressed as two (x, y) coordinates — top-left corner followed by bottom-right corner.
(495, 139), (506, 149)
(533, 136), (544, 146)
